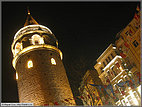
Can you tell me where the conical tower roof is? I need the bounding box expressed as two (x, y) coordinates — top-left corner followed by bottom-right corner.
(24, 9), (39, 26)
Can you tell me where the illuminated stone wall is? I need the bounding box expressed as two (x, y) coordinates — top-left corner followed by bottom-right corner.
(16, 48), (76, 106)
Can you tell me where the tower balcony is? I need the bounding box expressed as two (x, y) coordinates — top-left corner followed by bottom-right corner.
(11, 25), (58, 57)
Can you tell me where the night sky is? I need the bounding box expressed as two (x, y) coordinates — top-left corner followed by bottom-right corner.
(2, 1), (139, 105)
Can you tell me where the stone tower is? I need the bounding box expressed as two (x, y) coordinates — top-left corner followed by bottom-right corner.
(11, 10), (76, 106)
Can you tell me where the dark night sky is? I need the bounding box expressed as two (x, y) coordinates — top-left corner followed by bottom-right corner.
(2, 1), (139, 105)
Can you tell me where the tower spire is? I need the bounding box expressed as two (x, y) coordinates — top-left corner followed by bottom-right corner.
(24, 7), (39, 27)
(27, 7), (30, 15)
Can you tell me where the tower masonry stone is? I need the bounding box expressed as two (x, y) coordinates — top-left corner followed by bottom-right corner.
(11, 11), (76, 106)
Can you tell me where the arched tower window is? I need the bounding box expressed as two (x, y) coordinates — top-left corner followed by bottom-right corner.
(15, 42), (22, 55)
(21, 37), (31, 48)
(51, 58), (56, 65)
(16, 72), (18, 80)
(27, 60), (33, 68)
(31, 34), (44, 45)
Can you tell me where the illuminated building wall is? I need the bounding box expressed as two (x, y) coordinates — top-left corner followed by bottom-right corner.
(114, 12), (141, 105)
(11, 11), (76, 106)
(78, 70), (104, 106)
(118, 11), (140, 72)
(94, 43), (141, 106)
(94, 10), (141, 106)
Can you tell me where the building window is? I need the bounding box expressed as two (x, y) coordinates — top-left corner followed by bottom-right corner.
(123, 75), (129, 81)
(103, 62), (106, 67)
(132, 40), (139, 47)
(31, 34), (44, 45)
(115, 51), (118, 55)
(105, 76), (110, 83)
(15, 42), (22, 55)
(118, 79), (124, 93)
(108, 56), (111, 61)
(105, 58), (109, 64)
(27, 60), (33, 68)
(116, 100), (122, 106)
(107, 70), (112, 80)
(100, 67), (104, 73)
(125, 30), (132, 36)
(111, 66), (117, 76)
(111, 53), (114, 58)
(127, 95), (135, 105)
(133, 91), (141, 102)
(51, 58), (56, 65)
(113, 84), (119, 91)
(121, 99), (126, 106)
(16, 72), (18, 80)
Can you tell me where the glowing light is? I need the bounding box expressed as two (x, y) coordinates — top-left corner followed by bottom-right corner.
(129, 90), (139, 105)
(113, 47), (116, 49)
(31, 34), (44, 45)
(56, 41), (58, 47)
(123, 75), (127, 78)
(115, 61), (118, 64)
(51, 58), (56, 65)
(116, 100), (121, 106)
(137, 85), (141, 95)
(14, 25), (52, 40)
(27, 60), (33, 68)
(15, 42), (22, 55)
(40, 37), (44, 44)
(28, 10), (30, 15)
(119, 66), (124, 71)
(98, 62), (101, 64)
(16, 72), (18, 80)
(110, 65), (114, 69)
(11, 24), (54, 55)
(123, 96), (131, 106)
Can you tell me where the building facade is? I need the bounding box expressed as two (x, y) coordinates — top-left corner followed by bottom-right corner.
(11, 11), (76, 106)
(94, 9), (141, 106)
(94, 43), (141, 106)
(78, 70), (107, 106)
(114, 10), (141, 106)
(117, 11), (140, 72)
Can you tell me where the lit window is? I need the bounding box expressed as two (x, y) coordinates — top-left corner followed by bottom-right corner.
(15, 42), (22, 55)
(119, 66), (123, 71)
(27, 60), (33, 68)
(51, 58), (56, 65)
(16, 72), (18, 80)
(31, 34), (44, 45)
(40, 37), (44, 44)
(128, 90), (139, 105)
